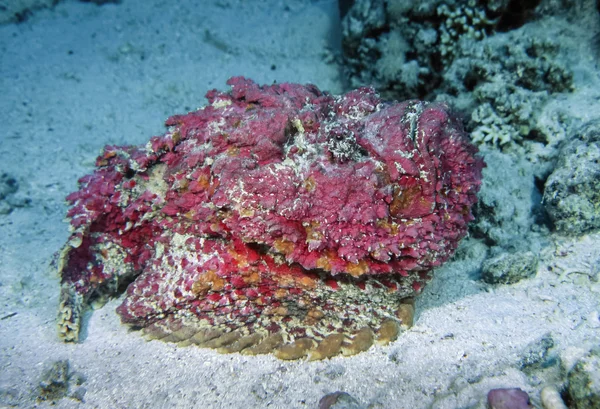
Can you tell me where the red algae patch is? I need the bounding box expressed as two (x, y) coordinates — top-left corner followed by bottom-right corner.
(56, 77), (483, 359)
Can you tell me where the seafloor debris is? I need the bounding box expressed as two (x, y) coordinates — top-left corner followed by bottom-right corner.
(487, 388), (533, 409)
(0, 172), (30, 214)
(56, 77), (483, 359)
(37, 360), (86, 404)
(318, 391), (364, 409)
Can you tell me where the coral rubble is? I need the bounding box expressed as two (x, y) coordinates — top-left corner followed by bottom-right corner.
(57, 77), (483, 359)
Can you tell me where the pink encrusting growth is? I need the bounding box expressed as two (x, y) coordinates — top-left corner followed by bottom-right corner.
(56, 77), (483, 359)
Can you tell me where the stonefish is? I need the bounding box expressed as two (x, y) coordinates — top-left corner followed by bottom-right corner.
(57, 77), (483, 360)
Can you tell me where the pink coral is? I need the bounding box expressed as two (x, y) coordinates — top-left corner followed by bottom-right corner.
(57, 77), (483, 359)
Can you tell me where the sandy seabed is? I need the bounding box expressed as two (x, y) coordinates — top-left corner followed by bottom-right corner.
(1, 1), (599, 408)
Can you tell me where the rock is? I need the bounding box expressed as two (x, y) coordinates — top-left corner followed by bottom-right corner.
(543, 120), (600, 235)
(481, 251), (538, 284)
(487, 388), (533, 409)
(566, 347), (600, 409)
(319, 391), (364, 409)
(540, 386), (568, 409)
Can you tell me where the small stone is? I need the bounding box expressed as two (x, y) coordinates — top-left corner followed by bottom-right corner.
(540, 386), (568, 409)
(318, 391), (365, 409)
(481, 251), (538, 285)
(519, 333), (555, 372)
(487, 388), (533, 409)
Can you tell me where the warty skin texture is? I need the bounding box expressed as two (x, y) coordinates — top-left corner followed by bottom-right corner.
(56, 77), (483, 359)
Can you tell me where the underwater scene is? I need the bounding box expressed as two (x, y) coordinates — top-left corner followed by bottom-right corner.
(0, 0), (599, 408)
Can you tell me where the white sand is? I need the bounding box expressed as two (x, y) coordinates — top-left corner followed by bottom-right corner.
(1, 1), (599, 408)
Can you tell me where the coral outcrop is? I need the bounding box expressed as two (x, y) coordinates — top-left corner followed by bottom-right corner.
(543, 120), (600, 235)
(340, 0), (540, 101)
(56, 77), (483, 359)
(440, 30), (573, 158)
